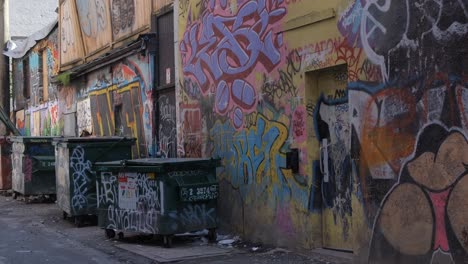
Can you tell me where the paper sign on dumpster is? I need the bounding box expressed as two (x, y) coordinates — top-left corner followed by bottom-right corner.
(118, 173), (138, 210)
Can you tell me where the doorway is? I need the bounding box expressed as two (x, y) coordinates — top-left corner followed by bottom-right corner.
(154, 9), (176, 158)
(309, 64), (353, 251)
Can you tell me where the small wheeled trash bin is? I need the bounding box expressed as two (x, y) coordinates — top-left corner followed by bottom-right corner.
(53, 137), (136, 226)
(0, 136), (12, 190)
(94, 158), (220, 247)
(10, 136), (57, 200)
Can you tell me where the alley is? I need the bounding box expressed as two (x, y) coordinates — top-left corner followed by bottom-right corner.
(0, 194), (350, 264)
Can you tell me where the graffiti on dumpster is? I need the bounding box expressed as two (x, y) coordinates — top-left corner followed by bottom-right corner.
(168, 203), (216, 232)
(99, 172), (161, 233)
(98, 172), (118, 206)
(70, 146), (93, 213)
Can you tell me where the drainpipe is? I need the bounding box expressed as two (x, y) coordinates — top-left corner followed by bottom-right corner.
(0, 0), (9, 135)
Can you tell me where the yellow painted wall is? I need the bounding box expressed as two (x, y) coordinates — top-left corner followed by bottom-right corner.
(176, 0), (468, 262)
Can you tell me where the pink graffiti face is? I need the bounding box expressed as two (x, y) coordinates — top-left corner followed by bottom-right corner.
(180, 0), (287, 129)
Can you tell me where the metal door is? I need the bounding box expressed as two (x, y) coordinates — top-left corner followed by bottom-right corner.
(315, 65), (353, 251)
(155, 10), (176, 157)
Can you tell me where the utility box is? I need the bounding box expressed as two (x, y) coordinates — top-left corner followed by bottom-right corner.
(10, 136), (56, 199)
(94, 158), (220, 247)
(0, 137), (12, 190)
(53, 137), (135, 226)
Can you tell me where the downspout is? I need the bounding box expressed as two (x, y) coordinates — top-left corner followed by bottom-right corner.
(0, 0), (10, 135)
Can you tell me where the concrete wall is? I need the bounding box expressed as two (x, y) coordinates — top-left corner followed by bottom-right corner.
(9, 0), (57, 39)
(176, 0), (468, 263)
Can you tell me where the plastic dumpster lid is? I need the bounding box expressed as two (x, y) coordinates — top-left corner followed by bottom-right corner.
(9, 136), (58, 143)
(95, 158), (220, 167)
(52, 136), (136, 143)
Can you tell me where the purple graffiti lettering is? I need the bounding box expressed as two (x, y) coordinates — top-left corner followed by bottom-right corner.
(180, 0), (287, 127)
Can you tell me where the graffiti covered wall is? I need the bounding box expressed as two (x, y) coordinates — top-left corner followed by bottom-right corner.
(177, 0), (468, 261)
(12, 27), (62, 136)
(83, 53), (154, 157)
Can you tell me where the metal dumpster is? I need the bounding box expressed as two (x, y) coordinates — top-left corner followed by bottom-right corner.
(10, 136), (56, 199)
(94, 158), (220, 247)
(53, 137), (135, 226)
(0, 136), (12, 190)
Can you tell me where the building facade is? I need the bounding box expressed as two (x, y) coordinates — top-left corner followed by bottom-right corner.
(175, 0), (468, 263)
(11, 24), (60, 136)
(9, 0), (468, 263)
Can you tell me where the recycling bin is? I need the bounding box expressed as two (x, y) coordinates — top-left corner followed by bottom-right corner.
(53, 137), (135, 226)
(94, 158), (220, 247)
(10, 136), (56, 199)
(0, 136), (12, 190)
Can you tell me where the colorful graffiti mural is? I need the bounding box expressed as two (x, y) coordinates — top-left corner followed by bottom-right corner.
(338, 0), (468, 262)
(369, 123), (468, 263)
(176, 0), (468, 258)
(12, 27), (61, 136)
(89, 82), (147, 157)
(85, 53), (153, 157)
(180, 0), (288, 129)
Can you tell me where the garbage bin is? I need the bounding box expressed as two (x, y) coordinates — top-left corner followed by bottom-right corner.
(0, 136), (12, 190)
(53, 137), (135, 226)
(10, 136), (56, 199)
(94, 158), (220, 247)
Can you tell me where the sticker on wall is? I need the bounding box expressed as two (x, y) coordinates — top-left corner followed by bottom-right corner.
(166, 68), (171, 84)
(77, 98), (93, 135)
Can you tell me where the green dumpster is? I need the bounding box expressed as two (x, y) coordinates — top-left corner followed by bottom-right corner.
(94, 158), (220, 247)
(10, 136), (57, 199)
(53, 137), (135, 226)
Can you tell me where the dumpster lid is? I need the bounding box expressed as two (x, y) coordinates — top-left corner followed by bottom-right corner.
(96, 158), (219, 166)
(9, 136), (57, 143)
(52, 136), (136, 143)
(32, 155), (56, 161)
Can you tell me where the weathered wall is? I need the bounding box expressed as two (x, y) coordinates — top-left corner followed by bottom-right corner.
(341, 0), (468, 263)
(176, 0), (468, 262)
(12, 28), (62, 136)
(73, 52), (154, 157)
(59, 0), (152, 70)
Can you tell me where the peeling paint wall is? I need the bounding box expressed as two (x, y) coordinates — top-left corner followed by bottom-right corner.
(176, 0), (468, 262)
(76, 53), (154, 158)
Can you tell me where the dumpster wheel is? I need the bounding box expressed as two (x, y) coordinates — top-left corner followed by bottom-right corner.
(163, 235), (173, 248)
(105, 229), (116, 239)
(74, 216), (84, 228)
(208, 228), (217, 242)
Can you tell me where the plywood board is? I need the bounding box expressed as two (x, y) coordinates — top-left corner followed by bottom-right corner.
(60, 0), (85, 67)
(110, 0), (151, 41)
(76, 0), (113, 56)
